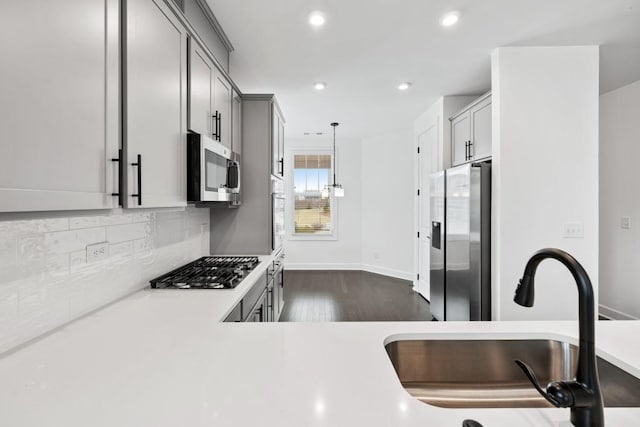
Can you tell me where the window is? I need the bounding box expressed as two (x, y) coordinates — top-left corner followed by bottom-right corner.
(292, 152), (336, 237)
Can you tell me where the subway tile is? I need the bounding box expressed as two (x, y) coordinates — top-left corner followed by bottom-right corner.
(0, 207), (209, 355)
(131, 212), (154, 223)
(133, 238), (152, 253)
(0, 217), (69, 237)
(28, 228), (107, 255)
(154, 219), (185, 248)
(69, 216), (103, 229)
(106, 222), (148, 244)
(69, 250), (86, 269)
(0, 282), (19, 324)
(110, 241), (134, 259)
(99, 214), (133, 226)
(0, 236), (17, 264)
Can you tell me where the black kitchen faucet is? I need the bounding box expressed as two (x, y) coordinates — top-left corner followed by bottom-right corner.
(513, 248), (604, 427)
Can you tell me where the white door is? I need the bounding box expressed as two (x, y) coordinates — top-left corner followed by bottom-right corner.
(418, 123), (439, 300)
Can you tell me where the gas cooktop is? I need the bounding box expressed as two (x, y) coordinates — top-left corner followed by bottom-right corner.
(150, 256), (260, 289)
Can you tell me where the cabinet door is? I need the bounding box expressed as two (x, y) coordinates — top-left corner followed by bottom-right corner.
(188, 39), (214, 137)
(278, 120), (285, 177)
(214, 71), (232, 149)
(0, 0), (120, 212)
(271, 106), (280, 176)
(470, 97), (492, 160)
(232, 91), (242, 154)
(125, 0), (187, 208)
(451, 112), (471, 166)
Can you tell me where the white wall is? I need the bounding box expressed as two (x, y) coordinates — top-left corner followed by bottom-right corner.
(0, 207), (210, 354)
(491, 46), (599, 321)
(599, 79), (640, 320)
(284, 130), (415, 280)
(361, 130), (414, 280)
(284, 138), (363, 269)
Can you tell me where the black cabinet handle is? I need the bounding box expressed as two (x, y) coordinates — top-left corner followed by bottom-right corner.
(111, 148), (123, 206)
(131, 154), (142, 206)
(464, 141), (469, 161)
(468, 141), (473, 160)
(217, 112), (222, 142)
(212, 111), (219, 140)
(278, 158), (284, 176)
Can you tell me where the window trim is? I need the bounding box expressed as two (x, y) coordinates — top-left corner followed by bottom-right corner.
(288, 148), (339, 241)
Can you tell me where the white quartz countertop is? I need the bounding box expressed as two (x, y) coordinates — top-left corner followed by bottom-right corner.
(1, 258), (640, 426)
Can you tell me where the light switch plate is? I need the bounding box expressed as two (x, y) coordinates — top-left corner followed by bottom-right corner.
(87, 242), (109, 263)
(563, 222), (584, 239)
(621, 216), (631, 230)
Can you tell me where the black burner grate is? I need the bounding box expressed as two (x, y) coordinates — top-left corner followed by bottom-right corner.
(149, 256), (260, 289)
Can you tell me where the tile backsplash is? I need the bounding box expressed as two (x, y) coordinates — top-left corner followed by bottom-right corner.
(0, 207), (210, 355)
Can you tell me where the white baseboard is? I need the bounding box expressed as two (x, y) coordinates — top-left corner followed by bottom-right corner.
(284, 262), (361, 271)
(361, 264), (414, 281)
(599, 304), (638, 320)
(284, 262), (414, 281)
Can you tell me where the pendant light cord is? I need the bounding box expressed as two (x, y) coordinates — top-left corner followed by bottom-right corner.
(331, 122), (339, 187)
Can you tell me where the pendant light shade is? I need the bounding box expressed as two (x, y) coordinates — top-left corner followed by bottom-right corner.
(323, 122), (344, 198)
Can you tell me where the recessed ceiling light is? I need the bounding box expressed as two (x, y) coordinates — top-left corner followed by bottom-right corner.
(440, 11), (460, 27)
(313, 81), (327, 91)
(397, 82), (412, 91)
(309, 11), (326, 27)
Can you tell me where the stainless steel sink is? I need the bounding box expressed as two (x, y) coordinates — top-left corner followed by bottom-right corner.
(385, 339), (640, 408)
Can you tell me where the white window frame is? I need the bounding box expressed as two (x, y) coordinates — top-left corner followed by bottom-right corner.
(288, 148), (339, 241)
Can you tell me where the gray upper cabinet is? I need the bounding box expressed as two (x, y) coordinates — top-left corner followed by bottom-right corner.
(124, 0), (188, 208)
(214, 71), (233, 149)
(451, 113), (471, 167)
(450, 92), (492, 167)
(470, 96), (492, 161)
(0, 0), (120, 212)
(232, 91), (242, 154)
(188, 37), (232, 149)
(188, 38), (214, 137)
(271, 106), (285, 178)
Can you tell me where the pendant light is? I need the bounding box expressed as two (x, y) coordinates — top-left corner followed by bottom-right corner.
(322, 122), (344, 198)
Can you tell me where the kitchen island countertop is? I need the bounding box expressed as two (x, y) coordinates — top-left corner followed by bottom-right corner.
(1, 258), (639, 426)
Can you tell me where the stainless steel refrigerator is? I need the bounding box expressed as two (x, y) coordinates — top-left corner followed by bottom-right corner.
(429, 162), (491, 321)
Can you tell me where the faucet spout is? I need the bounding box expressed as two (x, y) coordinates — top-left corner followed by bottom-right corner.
(514, 248), (604, 427)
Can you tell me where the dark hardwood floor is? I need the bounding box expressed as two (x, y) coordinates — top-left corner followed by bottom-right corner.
(279, 270), (431, 322)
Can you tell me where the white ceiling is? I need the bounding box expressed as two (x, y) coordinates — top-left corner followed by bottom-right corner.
(207, 0), (640, 140)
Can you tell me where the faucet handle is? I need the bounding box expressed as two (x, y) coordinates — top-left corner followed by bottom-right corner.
(514, 359), (575, 408)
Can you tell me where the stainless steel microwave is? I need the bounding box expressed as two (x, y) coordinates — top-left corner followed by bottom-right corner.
(187, 132), (241, 205)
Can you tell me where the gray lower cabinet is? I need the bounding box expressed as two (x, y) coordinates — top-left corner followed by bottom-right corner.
(223, 259), (285, 323)
(123, 0), (188, 208)
(450, 92), (492, 166)
(210, 95), (285, 255)
(0, 0), (120, 212)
